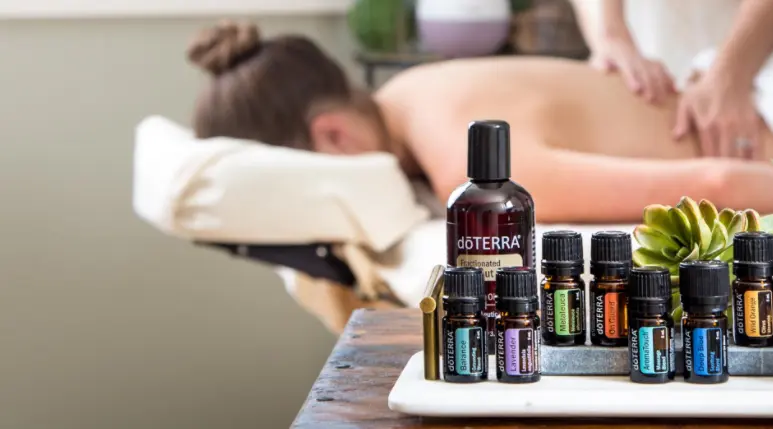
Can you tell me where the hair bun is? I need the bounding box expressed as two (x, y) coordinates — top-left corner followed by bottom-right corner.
(188, 21), (261, 75)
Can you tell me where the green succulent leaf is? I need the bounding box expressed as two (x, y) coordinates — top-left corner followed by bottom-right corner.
(718, 208), (736, 228)
(745, 209), (762, 232)
(672, 304), (683, 321)
(677, 197), (712, 255)
(676, 247), (691, 259)
(668, 208), (692, 247)
(727, 212), (748, 237)
(642, 204), (677, 235)
(632, 248), (672, 267)
(704, 220), (729, 259)
(762, 214), (773, 233)
(698, 200), (719, 230)
(718, 246), (734, 263)
(634, 225), (679, 252)
(683, 243), (700, 261)
(661, 247), (681, 261)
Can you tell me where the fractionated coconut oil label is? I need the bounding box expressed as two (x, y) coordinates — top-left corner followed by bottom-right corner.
(736, 290), (773, 337)
(591, 290), (626, 339)
(550, 289), (584, 336)
(687, 327), (724, 376)
(502, 328), (537, 375)
(447, 327), (485, 375)
(638, 327), (669, 374)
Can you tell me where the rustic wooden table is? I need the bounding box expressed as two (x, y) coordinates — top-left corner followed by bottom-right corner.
(292, 309), (772, 428)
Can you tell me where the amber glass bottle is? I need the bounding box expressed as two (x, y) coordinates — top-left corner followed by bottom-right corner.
(732, 232), (773, 347)
(627, 266), (675, 384)
(540, 231), (585, 346)
(447, 120), (536, 354)
(495, 267), (541, 383)
(589, 231), (632, 347)
(442, 267), (488, 383)
(680, 261), (729, 384)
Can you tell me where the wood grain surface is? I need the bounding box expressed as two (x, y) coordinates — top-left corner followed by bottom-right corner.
(292, 309), (773, 428)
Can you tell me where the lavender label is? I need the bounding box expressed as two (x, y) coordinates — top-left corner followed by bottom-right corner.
(504, 328), (536, 375)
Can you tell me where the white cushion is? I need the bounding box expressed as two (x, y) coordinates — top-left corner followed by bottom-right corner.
(133, 116), (429, 252)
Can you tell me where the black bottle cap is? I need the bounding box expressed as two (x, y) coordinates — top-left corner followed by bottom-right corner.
(679, 260), (729, 314)
(541, 230), (584, 276)
(467, 120), (510, 181)
(443, 267), (485, 313)
(628, 266), (671, 315)
(733, 232), (773, 278)
(590, 231), (632, 277)
(496, 267), (539, 314)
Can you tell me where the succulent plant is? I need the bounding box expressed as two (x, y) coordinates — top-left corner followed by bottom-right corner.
(632, 196), (764, 317)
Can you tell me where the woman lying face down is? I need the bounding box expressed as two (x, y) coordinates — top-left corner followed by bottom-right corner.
(189, 22), (773, 223)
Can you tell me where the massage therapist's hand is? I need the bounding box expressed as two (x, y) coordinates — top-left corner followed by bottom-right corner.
(591, 33), (675, 104)
(673, 71), (761, 159)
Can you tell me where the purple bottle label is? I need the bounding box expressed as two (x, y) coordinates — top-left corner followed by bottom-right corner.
(504, 328), (536, 375)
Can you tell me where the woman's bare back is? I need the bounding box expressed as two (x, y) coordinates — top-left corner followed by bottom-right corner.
(377, 56), (772, 162)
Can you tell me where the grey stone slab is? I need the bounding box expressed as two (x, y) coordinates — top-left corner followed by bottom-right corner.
(541, 342), (773, 376)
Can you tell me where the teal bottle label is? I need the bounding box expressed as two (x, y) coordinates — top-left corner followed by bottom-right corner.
(455, 327), (484, 375)
(694, 327), (723, 376)
(638, 326), (669, 374)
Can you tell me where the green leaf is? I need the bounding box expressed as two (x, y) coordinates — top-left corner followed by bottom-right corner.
(678, 197), (712, 254)
(633, 225), (680, 252)
(718, 208), (736, 228)
(669, 208), (692, 247)
(699, 200), (719, 230)
(726, 212), (748, 237)
(661, 248), (681, 261)
(676, 247), (691, 259)
(632, 248), (673, 267)
(683, 243), (700, 261)
(642, 204), (677, 235)
(705, 220), (729, 259)
(745, 209), (762, 232)
(671, 304), (683, 321)
(762, 214), (773, 233)
(718, 246), (734, 263)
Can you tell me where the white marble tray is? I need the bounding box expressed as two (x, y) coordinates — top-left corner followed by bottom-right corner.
(388, 352), (773, 418)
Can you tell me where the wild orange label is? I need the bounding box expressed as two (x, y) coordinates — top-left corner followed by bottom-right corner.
(744, 290), (772, 338)
(604, 292), (626, 339)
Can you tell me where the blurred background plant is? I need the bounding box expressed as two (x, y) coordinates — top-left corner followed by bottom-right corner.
(632, 196), (773, 319)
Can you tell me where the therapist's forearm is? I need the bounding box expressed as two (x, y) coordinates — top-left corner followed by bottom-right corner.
(571, 0), (630, 50)
(710, 0), (773, 85)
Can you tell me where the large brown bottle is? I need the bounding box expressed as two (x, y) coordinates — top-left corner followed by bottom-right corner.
(447, 120), (536, 354)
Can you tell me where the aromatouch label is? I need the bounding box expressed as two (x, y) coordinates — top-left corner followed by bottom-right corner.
(501, 328), (537, 376)
(446, 327), (485, 375)
(686, 327), (724, 376)
(736, 290), (773, 337)
(552, 289), (583, 335)
(638, 327), (669, 374)
(591, 290), (626, 339)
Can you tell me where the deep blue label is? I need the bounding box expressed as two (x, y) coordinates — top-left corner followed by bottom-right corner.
(694, 327), (723, 376)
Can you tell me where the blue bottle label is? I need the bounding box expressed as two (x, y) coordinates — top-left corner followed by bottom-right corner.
(694, 327), (723, 376)
(455, 327), (484, 375)
(638, 326), (669, 374)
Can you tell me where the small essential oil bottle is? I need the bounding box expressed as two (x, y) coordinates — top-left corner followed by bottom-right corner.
(680, 260), (730, 384)
(442, 267), (488, 383)
(589, 231), (632, 347)
(627, 266), (675, 384)
(732, 232), (773, 347)
(540, 231), (586, 346)
(447, 120), (536, 354)
(495, 267), (541, 383)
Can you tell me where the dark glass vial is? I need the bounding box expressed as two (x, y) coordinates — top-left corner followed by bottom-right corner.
(540, 231), (586, 346)
(680, 261), (729, 384)
(627, 266), (675, 384)
(495, 267), (541, 383)
(447, 120), (536, 354)
(732, 232), (773, 347)
(590, 231), (632, 347)
(442, 267), (488, 383)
